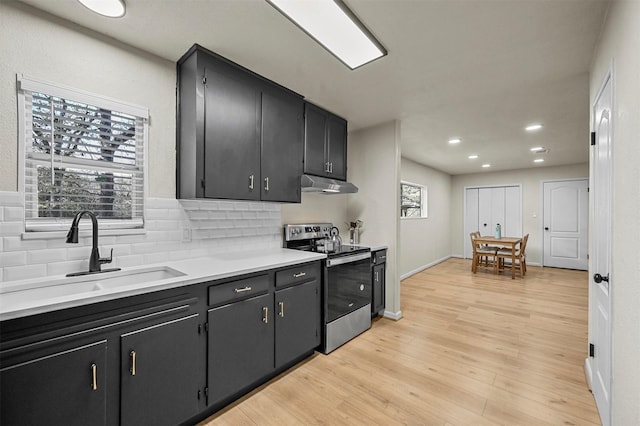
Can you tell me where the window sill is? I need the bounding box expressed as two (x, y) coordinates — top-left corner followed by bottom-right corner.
(22, 228), (146, 241)
(401, 216), (429, 220)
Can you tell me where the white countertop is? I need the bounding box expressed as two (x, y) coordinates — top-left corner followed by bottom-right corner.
(0, 249), (326, 322)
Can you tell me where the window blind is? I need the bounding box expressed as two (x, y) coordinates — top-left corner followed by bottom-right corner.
(19, 75), (147, 232)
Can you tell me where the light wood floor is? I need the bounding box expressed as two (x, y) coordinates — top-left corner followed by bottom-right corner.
(200, 258), (601, 425)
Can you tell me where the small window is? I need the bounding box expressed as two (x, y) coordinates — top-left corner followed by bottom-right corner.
(18, 75), (148, 232)
(400, 181), (427, 218)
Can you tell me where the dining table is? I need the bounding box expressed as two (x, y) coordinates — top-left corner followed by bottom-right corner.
(475, 235), (523, 279)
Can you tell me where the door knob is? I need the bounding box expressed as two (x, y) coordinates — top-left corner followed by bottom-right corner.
(544, 227), (549, 231)
(593, 273), (609, 283)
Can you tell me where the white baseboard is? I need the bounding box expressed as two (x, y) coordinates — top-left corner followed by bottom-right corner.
(584, 357), (593, 390)
(400, 255), (452, 280)
(382, 310), (403, 321)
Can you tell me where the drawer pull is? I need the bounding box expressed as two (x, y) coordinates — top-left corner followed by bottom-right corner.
(90, 363), (98, 391)
(262, 306), (269, 324)
(293, 272), (306, 278)
(234, 286), (252, 293)
(278, 301), (285, 318)
(130, 351), (136, 376)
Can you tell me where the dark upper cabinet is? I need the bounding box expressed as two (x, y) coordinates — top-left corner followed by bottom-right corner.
(261, 87), (303, 202)
(120, 314), (201, 426)
(304, 102), (348, 181)
(177, 44), (303, 202)
(0, 340), (108, 426)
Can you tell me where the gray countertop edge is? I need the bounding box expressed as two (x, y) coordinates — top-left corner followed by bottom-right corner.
(0, 249), (326, 322)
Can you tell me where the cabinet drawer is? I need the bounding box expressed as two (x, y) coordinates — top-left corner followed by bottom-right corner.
(276, 263), (320, 288)
(208, 275), (269, 306)
(372, 250), (387, 265)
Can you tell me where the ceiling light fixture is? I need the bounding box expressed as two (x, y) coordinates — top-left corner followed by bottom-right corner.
(448, 138), (461, 144)
(468, 155), (478, 159)
(482, 164), (491, 168)
(77, 0), (126, 17)
(265, 0), (387, 70)
(530, 146), (545, 152)
(534, 158), (545, 163)
(525, 123), (543, 132)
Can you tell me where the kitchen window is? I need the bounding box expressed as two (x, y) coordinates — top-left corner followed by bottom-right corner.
(400, 181), (427, 218)
(18, 75), (148, 232)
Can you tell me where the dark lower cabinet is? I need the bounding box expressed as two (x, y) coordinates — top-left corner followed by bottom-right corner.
(120, 314), (201, 426)
(372, 249), (387, 316)
(0, 260), (322, 426)
(275, 279), (320, 368)
(0, 340), (107, 426)
(207, 293), (274, 405)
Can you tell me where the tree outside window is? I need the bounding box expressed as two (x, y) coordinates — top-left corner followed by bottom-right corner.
(401, 182), (427, 218)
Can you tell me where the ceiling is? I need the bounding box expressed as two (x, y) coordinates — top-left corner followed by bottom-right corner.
(17, 0), (609, 175)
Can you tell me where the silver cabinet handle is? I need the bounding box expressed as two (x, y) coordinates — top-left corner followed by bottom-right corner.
(262, 306), (269, 323)
(249, 175), (254, 190)
(293, 272), (306, 278)
(130, 351), (136, 376)
(329, 162), (333, 173)
(325, 162), (331, 173)
(278, 301), (285, 318)
(234, 286), (252, 293)
(375, 271), (379, 281)
(91, 363), (98, 391)
(264, 177), (269, 191)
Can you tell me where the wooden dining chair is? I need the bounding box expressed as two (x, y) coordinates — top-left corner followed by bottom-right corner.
(496, 233), (529, 277)
(470, 232), (498, 273)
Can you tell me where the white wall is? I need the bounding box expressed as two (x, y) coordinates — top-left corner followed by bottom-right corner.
(0, 1), (176, 198)
(589, 1), (640, 424)
(450, 163), (588, 265)
(280, 193), (348, 235)
(400, 157), (451, 277)
(347, 121), (401, 319)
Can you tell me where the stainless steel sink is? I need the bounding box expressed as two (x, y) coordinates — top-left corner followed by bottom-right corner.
(0, 266), (186, 306)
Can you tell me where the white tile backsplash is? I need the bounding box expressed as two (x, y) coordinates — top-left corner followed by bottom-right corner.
(0, 192), (283, 284)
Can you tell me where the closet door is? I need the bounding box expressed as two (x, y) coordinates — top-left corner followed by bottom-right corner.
(504, 186), (522, 238)
(464, 188), (479, 259)
(478, 187), (505, 236)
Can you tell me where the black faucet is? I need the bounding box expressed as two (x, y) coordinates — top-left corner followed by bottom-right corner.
(65, 211), (120, 277)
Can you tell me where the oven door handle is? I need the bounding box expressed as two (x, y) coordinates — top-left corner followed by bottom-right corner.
(326, 252), (371, 267)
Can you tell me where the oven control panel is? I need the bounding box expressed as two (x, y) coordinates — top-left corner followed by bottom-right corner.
(284, 223), (333, 241)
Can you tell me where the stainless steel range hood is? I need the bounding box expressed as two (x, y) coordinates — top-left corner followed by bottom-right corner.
(301, 174), (358, 194)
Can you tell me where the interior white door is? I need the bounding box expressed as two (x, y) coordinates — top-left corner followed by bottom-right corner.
(464, 188), (479, 259)
(478, 187), (505, 236)
(464, 186), (521, 258)
(590, 72), (612, 426)
(542, 179), (588, 269)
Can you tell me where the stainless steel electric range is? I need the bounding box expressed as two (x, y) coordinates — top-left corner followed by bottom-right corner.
(284, 223), (371, 354)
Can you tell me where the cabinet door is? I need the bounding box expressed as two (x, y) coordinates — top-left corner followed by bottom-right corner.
(207, 293), (273, 405)
(204, 60), (261, 200)
(1, 340), (107, 426)
(372, 263), (385, 315)
(303, 103), (329, 177)
(275, 280), (320, 368)
(120, 314), (201, 426)
(261, 89), (303, 202)
(327, 115), (347, 180)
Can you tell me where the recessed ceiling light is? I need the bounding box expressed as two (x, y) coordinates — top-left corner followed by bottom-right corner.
(266, 0), (387, 70)
(468, 155), (478, 159)
(448, 138), (461, 144)
(534, 158), (545, 163)
(525, 123), (543, 132)
(530, 146), (545, 152)
(482, 164), (491, 168)
(77, 0), (126, 17)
